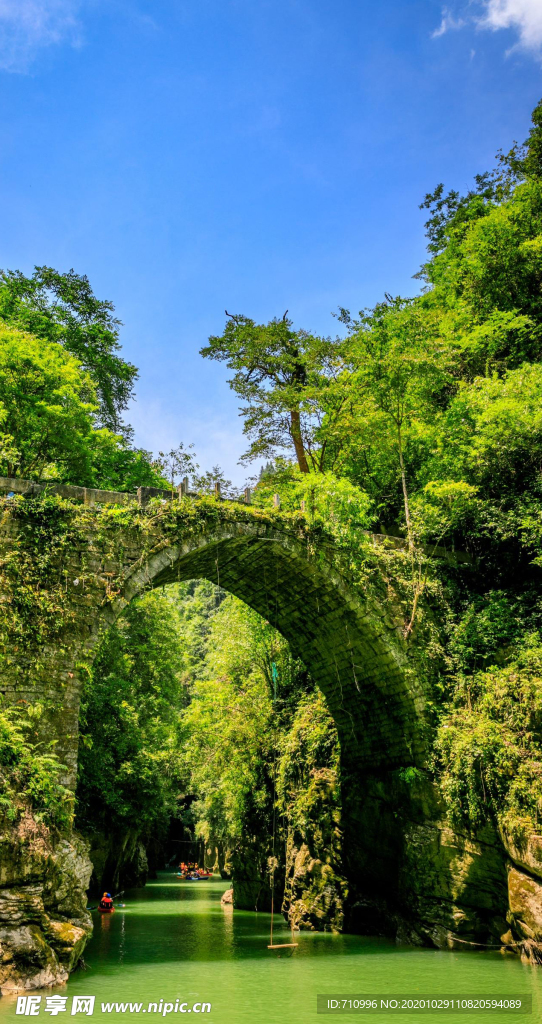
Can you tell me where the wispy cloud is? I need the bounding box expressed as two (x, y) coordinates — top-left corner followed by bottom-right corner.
(480, 0), (542, 52)
(433, 0), (542, 53)
(432, 8), (466, 38)
(0, 0), (81, 72)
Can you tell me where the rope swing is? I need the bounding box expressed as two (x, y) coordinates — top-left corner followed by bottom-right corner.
(268, 660), (298, 952)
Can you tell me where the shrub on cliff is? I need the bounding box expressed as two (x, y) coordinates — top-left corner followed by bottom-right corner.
(0, 702), (70, 827)
(436, 635), (542, 844)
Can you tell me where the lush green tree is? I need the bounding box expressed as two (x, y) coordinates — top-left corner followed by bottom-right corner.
(250, 460), (374, 545)
(154, 443), (198, 497)
(338, 298), (449, 550)
(0, 267), (137, 432)
(201, 312), (347, 473)
(0, 325), (98, 481)
(76, 591), (186, 838)
(178, 592), (303, 845)
(436, 635), (542, 844)
(418, 98), (542, 260)
(180, 666), (273, 847)
(319, 102), (542, 557)
(0, 701), (70, 828)
(0, 324), (166, 490)
(85, 428), (168, 492)
(423, 363), (542, 500)
(422, 180), (542, 332)
(172, 580), (226, 680)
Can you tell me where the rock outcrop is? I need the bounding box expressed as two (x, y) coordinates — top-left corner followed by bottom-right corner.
(86, 830), (148, 897)
(283, 839), (347, 931)
(343, 769), (511, 949)
(500, 834), (542, 963)
(230, 843), (278, 912)
(0, 814), (92, 993)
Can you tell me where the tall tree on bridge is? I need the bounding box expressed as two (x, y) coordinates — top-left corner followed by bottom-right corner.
(201, 312), (348, 474)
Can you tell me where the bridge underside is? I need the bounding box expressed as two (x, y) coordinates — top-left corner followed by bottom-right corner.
(108, 523), (429, 773)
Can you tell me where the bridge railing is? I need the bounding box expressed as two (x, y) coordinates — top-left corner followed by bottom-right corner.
(0, 476), (472, 565)
(0, 476), (253, 507)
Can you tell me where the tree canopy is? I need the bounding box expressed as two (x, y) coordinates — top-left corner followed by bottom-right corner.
(0, 266), (137, 432)
(201, 312), (346, 473)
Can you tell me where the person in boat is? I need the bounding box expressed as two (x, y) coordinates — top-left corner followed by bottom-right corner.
(99, 892), (114, 911)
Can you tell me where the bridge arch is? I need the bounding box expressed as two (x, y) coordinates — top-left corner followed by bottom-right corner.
(92, 516), (431, 780)
(2, 503), (431, 784)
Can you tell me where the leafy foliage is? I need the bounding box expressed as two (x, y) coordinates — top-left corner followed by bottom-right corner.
(178, 589), (313, 846)
(0, 266), (137, 431)
(201, 313), (346, 473)
(0, 325), (98, 481)
(0, 323), (166, 490)
(76, 592), (186, 838)
(0, 702), (70, 827)
(436, 636), (542, 844)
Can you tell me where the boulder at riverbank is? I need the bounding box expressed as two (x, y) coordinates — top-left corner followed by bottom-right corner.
(0, 813), (92, 993)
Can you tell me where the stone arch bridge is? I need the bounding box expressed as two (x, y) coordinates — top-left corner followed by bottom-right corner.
(0, 479), (516, 990)
(0, 477), (428, 787)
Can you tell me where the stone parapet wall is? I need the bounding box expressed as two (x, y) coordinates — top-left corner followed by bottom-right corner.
(0, 477), (249, 508)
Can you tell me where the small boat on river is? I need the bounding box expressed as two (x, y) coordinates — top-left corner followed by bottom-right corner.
(98, 893), (115, 913)
(176, 863), (213, 880)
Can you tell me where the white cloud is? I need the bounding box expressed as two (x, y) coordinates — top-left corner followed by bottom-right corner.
(433, 0), (542, 53)
(0, 0), (81, 71)
(480, 0), (542, 51)
(432, 8), (466, 38)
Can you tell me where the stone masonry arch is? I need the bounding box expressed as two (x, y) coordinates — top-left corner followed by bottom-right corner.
(2, 500), (430, 789)
(101, 518), (429, 778)
(0, 491), (514, 989)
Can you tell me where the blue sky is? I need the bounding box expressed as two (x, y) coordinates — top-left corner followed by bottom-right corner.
(0, 0), (541, 483)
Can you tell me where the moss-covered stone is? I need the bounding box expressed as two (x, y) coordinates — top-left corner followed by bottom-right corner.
(0, 814), (92, 992)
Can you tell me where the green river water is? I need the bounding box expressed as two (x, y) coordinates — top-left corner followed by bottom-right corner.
(2, 873), (542, 1023)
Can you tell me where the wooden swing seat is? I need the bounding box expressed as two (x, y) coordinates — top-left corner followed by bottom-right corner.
(267, 942), (298, 949)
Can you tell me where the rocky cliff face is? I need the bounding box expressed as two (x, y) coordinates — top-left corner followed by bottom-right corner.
(498, 834), (542, 963)
(0, 814), (92, 993)
(281, 766), (348, 933)
(230, 841), (279, 913)
(282, 837), (347, 932)
(229, 754), (542, 951)
(86, 830), (148, 898)
(342, 768), (542, 962)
